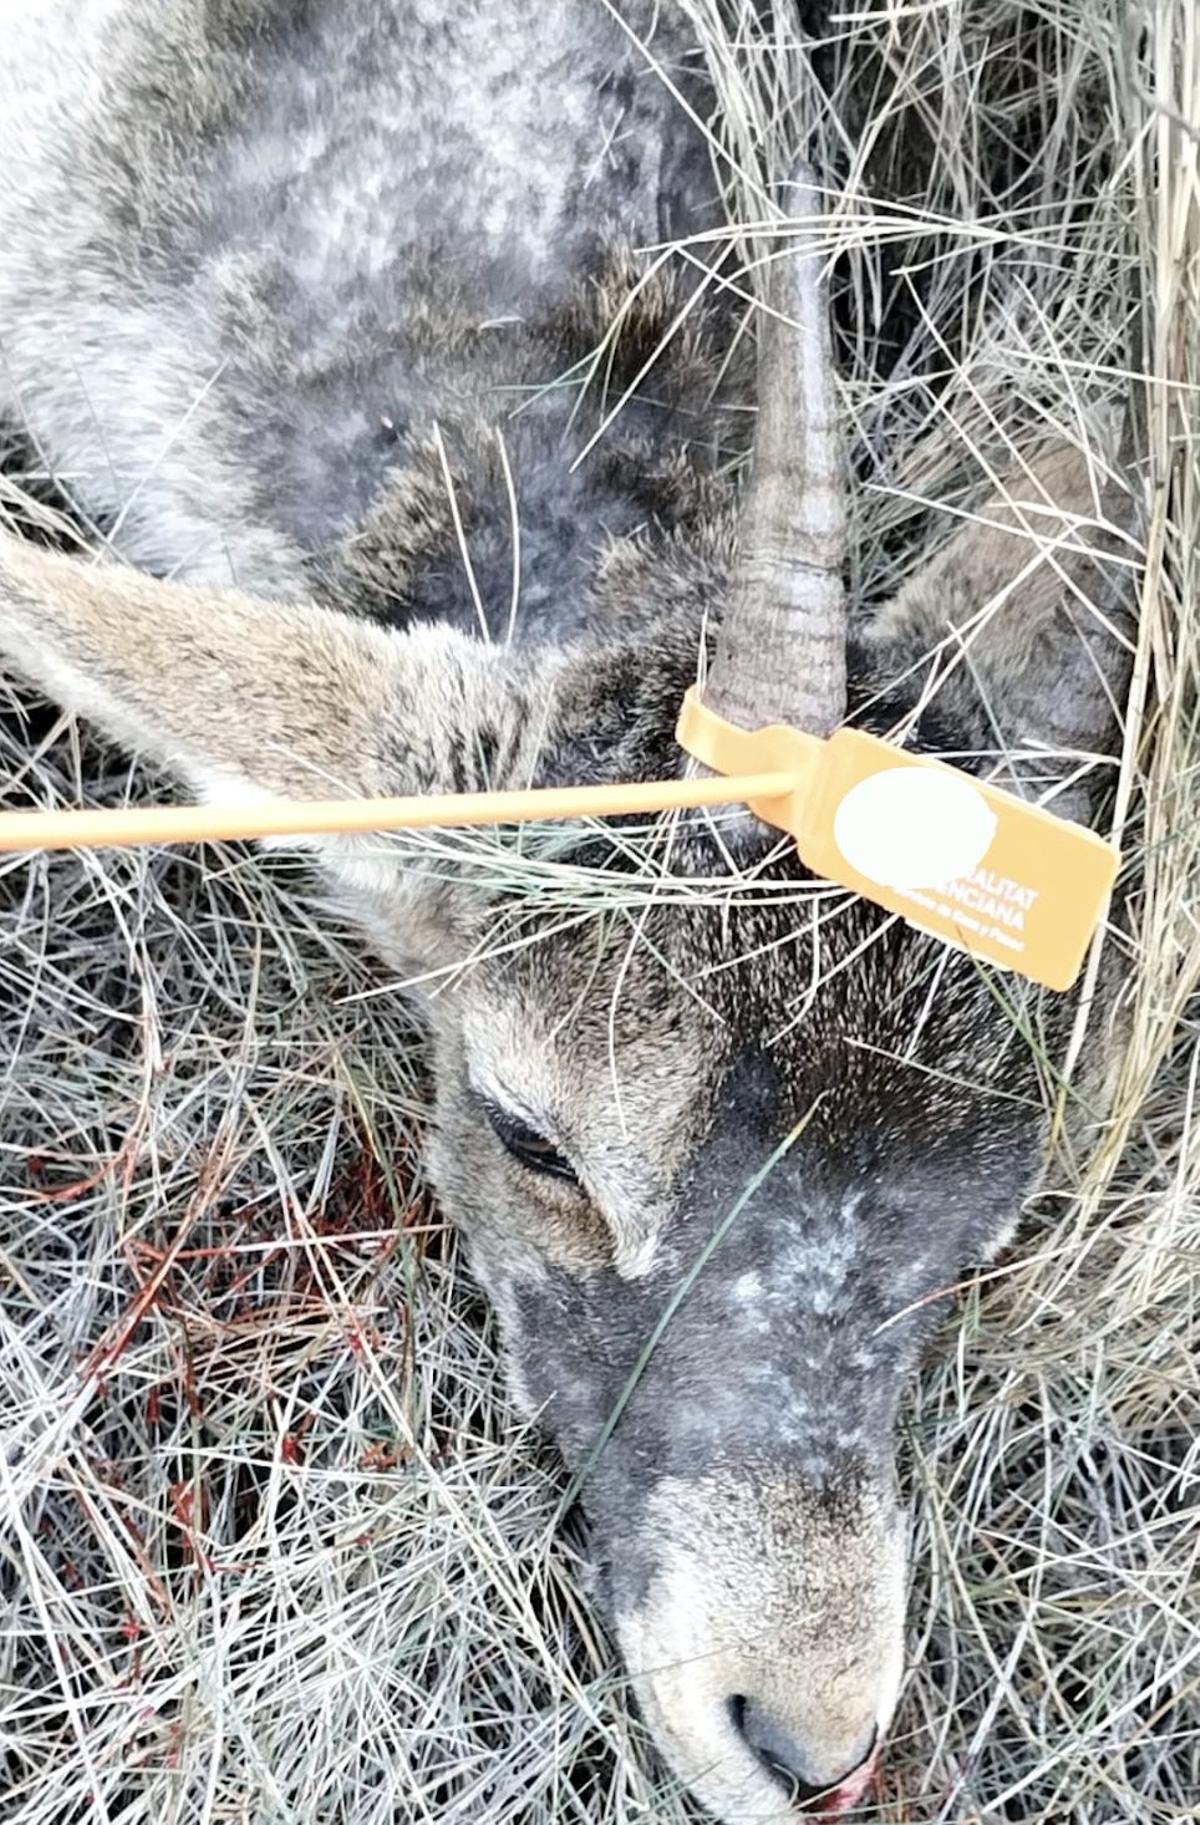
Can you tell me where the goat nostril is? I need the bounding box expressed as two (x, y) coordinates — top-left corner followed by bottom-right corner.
(731, 1698), (878, 1808)
(732, 1694), (811, 1793)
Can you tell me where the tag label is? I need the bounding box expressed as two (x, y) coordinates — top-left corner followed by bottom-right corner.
(674, 689), (1119, 992)
(805, 730), (1118, 991)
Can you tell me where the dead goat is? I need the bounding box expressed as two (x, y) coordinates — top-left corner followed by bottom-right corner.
(0, 3), (1132, 1817)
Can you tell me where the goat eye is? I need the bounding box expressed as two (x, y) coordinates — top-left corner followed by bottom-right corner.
(483, 1100), (579, 1184)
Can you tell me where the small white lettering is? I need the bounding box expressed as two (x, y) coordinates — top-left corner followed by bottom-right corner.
(894, 883), (1027, 955)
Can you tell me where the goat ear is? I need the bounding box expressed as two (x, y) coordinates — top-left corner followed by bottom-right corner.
(859, 440), (1136, 817)
(0, 533), (553, 944)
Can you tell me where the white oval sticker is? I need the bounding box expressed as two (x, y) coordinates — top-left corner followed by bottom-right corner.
(832, 766), (997, 890)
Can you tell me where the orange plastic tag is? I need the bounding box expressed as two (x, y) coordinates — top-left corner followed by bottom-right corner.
(676, 687), (1118, 991)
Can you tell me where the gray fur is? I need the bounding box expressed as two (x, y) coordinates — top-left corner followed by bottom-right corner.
(0, 5), (1133, 1819)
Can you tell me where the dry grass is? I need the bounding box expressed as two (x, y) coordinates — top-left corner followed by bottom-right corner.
(2, 3), (1198, 1822)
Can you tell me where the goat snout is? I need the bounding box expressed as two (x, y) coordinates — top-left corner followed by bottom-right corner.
(612, 1467), (906, 1825)
(733, 1696), (878, 1811)
(625, 1645), (892, 1823)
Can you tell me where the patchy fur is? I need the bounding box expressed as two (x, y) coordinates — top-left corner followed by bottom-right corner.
(0, 5), (1134, 1819)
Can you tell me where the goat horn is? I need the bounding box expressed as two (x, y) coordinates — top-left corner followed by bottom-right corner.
(704, 162), (847, 737)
